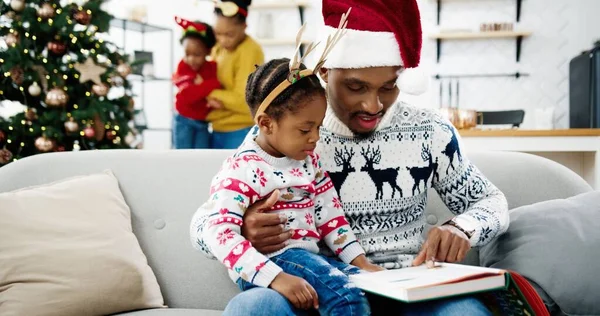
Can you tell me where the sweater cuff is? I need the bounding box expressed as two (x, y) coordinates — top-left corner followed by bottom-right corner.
(337, 242), (366, 264)
(251, 260), (283, 288)
(447, 214), (482, 247)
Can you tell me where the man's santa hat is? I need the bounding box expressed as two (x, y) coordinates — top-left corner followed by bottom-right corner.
(320, 0), (428, 95)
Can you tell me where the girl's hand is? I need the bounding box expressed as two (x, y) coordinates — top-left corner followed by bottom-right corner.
(207, 98), (223, 109)
(350, 255), (385, 272)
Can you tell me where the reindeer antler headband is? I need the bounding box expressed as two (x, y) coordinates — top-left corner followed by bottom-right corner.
(253, 8), (351, 122)
(213, 0), (248, 17)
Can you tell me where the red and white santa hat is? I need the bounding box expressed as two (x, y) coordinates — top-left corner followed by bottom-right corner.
(320, 0), (428, 95)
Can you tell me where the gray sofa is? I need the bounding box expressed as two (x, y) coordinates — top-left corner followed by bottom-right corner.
(0, 149), (591, 315)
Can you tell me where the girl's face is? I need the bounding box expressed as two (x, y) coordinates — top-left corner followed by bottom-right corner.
(214, 15), (247, 51)
(182, 37), (209, 71)
(257, 94), (327, 161)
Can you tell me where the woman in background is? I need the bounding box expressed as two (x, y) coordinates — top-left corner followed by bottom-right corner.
(206, 0), (264, 149)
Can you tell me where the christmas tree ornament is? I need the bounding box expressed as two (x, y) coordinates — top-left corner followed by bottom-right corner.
(72, 140), (81, 151)
(92, 114), (105, 141)
(45, 87), (69, 107)
(35, 136), (55, 152)
(127, 96), (135, 112)
(105, 129), (116, 141)
(25, 108), (37, 120)
(124, 132), (135, 145)
(47, 41), (67, 55)
(10, 0), (26, 12)
(109, 74), (124, 86)
(74, 57), (106, 85)
(9, 66), (24, 85)
(91, 83), (109, 96)
(74, 9), (92, 25)
(0, 130), (6, 144)
(37, 3), (56, 19)
(117, 63), (132, 77)
(0, 149), (13, 164)
(83, 125), (95, 138)
(28, 81), (42, 97)
(56, 145), (65, 152)
(4, 33), (18, 46)
(64, 118), (79, 133)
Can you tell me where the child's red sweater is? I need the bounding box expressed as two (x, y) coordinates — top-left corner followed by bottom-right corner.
(172, 60), (221, 121)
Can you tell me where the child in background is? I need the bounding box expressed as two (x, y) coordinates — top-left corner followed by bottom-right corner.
(191, 15), (383, 315)
(205, 0), (264, 149)
(172, 17), (220, 149)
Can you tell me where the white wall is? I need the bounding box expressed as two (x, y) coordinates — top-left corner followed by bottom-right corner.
(103, 0), (600, 148)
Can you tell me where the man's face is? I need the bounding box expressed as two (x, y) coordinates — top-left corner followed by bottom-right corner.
(321, 66), (401, 137)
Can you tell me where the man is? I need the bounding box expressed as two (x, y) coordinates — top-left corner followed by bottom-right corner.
(191, 0), (509, 314)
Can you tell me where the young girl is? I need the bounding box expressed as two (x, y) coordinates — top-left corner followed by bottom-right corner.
(205, 0), (264, 149)
(191, 12), (383, 314)
(172, 17), (220, 149)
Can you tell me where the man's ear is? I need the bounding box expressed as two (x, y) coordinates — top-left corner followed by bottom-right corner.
(256, 113), (274, 134)
(319, 68), (330, 83)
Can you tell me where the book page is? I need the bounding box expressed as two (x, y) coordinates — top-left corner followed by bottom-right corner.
(350, 263), (504, 290)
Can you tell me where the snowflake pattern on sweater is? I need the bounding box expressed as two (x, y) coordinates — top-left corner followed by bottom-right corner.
(191, 102), (509, 270)
(191, 140), (365, 287)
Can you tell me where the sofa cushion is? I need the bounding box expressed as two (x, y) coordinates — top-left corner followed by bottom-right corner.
(0, 171), (165, 316)
(479, 191), (600, 316)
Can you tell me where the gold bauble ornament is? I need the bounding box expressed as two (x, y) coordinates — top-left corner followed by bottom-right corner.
(37, 3), (55, 19)
(28, 82), (41, 97)
(35, 136), (55, 152)
(45, 87), (69, 107)
(117, 63), (132, 77)
(10, 0), (25, 12)
(25, 108), (37, 121)
(5, 33), (18, 46)
(92, 83), (109, 97)
(64, 119), (79, 133)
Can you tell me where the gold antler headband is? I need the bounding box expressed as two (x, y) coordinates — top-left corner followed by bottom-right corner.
(254, 8), (351, 122)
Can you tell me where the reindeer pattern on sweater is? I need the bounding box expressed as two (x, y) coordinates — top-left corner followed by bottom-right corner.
(192, 102), (509, 270)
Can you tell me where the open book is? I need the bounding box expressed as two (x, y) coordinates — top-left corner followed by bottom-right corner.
(349, 263), (507, 303)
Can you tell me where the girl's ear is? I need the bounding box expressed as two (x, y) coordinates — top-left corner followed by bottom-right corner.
(256, 113), (273, 135)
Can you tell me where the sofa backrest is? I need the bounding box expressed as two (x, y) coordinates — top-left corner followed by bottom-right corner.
(0, 149), (591, 310)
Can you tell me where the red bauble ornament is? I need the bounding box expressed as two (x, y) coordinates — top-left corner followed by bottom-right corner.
(105, 130), (117, 141)
(56, 145), (66, 152)
(0, 149), (13, 164)
(0, 130), (6, 143)
(83, 126), (95, 138)
(47, 41), (67, 55)
(74, 9), (92, 25)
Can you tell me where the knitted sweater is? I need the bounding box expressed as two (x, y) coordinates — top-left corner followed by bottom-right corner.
(205, 36), (264, 132)
(172, 60), (221, 121)
(192, 102), (509, 270)
(190, 139), (366, 287)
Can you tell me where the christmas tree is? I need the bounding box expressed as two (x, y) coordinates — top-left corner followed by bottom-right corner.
(0, 0), (139, 166)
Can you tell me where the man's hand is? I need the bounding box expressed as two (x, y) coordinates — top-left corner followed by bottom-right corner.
(412, 225), (471, 266)
(270, 272), (319, 310)
(241, 190), (293, 254)
(207, 98), (223, 109)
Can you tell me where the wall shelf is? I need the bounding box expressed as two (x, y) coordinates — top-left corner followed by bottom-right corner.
(430, 31), (532, 62)
(256, 38), (312, 46)
(251, 1), (310, 55)
(432, 0), (523, 25)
